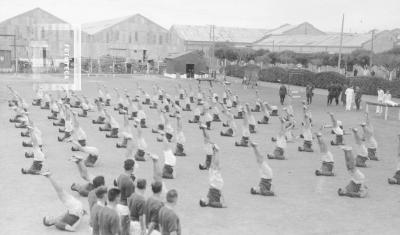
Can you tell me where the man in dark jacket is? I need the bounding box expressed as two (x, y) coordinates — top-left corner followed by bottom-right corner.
(305, 84), (314, 105)
(355, 86), (362, 110)
(279, 83), (287, 105)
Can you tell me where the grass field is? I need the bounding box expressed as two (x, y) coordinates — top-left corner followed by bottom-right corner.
(1, 74), (400, 235)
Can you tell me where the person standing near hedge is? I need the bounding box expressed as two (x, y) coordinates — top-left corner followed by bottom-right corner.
(354, 86), (362, 111)
(345, 86), (354, 111)
(279, 82), (287, 105)
(341, 84), (348, 106)
(334, 83), (342, 105)
(305, 84), (314, 105)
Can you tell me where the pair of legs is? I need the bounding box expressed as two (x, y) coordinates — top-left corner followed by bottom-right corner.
(200, 187), (226, 208)
(267, 147), (285, 160)
(220, 128), (233, 137)
(70, 156), (94, 196)
(174, 143), (186, 156)
(257, 116), (269, 124)
(199, 155), (212, 170)
(235, 136), (249, 147)
(338, 180), (367, 198)
(331, 135), (344, 146)
(298, 140), (313, 152)
(315, 161), (334, 176)
(251, 178), (274, 196)
(42, 172), (83, 231)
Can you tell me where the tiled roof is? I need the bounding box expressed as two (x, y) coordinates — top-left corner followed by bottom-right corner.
(171, 25), (269, 43)
(254, 33), (373, 48)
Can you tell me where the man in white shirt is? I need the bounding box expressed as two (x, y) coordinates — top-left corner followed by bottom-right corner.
(376, 88), (384, 114)
(345, 86), (354, 111)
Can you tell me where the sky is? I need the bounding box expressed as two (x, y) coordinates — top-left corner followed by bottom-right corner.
(0, 0), (399, 33)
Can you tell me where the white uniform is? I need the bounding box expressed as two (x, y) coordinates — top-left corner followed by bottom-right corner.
(376, 89), (384, 113)
(345, 88), (354, 110)
(209, 168), (224, 190)
(164, 149), (176, 167)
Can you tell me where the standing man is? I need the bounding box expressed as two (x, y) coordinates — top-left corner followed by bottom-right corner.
(279, 82), (287, 105)
(345, 86), (354, 111)
(376, 87), (384, 114)
(305, 84), (314, 105)
(341, 84), (348, 106)
(158, 189), (181, 235)
(354, 86), (362, 111)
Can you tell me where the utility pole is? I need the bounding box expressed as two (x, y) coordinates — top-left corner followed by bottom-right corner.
(338, 14), (344, 73)
(370, 29), (375, 67)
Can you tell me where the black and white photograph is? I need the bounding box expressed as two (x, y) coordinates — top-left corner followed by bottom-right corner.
(1, 0), (400, 234)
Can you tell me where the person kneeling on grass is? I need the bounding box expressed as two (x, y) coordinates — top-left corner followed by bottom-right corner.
(174, 115), (187, 156)
(258, 102), (271, 124)
(22, 131), (46, 175)
(188, 103), (201, 123)
(351, 128), (369, 168)
(245, 104), (257, 133)
(161, 134), (177, 179)
(234, 113), (250, 147)
(267, 117), (287, 160)
(338, 146), (368, 198)
(249, 141), (275, 196)
(298, 111), (314, 152)
(137, 103), (148, 128)
(199, 126), (216, 170)
(69, 154), (105, 197)
(117, 114), (133, 148)
(42, 171), (86, 231)
(326, 112), (345, 146)
(103, 109), (120, 138)
(69, 140), (99, 167)
(361, 112), (378, 161)
(134, 124), (148, 162)
(92, 99), (106, 124)
(315, 132), (335, 176)
(220, 108), (237, 137)
(388, 135), (400, 185)
(199, 142), (227, 208)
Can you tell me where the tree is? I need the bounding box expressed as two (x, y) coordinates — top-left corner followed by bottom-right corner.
(255, 54), (272, 66)
(374, 53), (400, 79)
(349, 49), (371, 67)
(278, 50), (296, 64)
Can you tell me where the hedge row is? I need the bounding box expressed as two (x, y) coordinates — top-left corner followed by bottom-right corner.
(226, 65), (400, 98)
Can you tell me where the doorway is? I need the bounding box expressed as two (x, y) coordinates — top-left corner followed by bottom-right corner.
(186, 64), (194, 78)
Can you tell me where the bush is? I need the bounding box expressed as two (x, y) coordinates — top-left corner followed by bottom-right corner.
(258, 66), (288, 83)
(227, 65), (400, 97)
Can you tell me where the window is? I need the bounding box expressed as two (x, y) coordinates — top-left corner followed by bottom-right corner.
(114, 31), (119, 41)
(135, 32), (138, 42)
(41, 27), (45, 39)
(159, 35), (163, 45)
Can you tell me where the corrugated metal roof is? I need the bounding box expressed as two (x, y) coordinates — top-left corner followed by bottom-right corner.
(266, 24), (298, 35)
(82, 15), (132, 34)
(255, 33), (373, 47)
(166, 51), (199, 59)
(0, 7), (68, 26)
(172, 25), (269, 43)
(81, 14), (167, 35)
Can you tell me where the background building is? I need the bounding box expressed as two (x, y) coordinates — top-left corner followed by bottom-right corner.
(252, 23), (400, 54)
(0, 8), (74, 72)
(164, 50), (208, 78)
(168, 25), (269, 56)
(81, 14), (170, 63)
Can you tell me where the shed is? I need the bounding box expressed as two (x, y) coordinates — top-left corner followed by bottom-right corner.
(165, 51), (208, 78)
